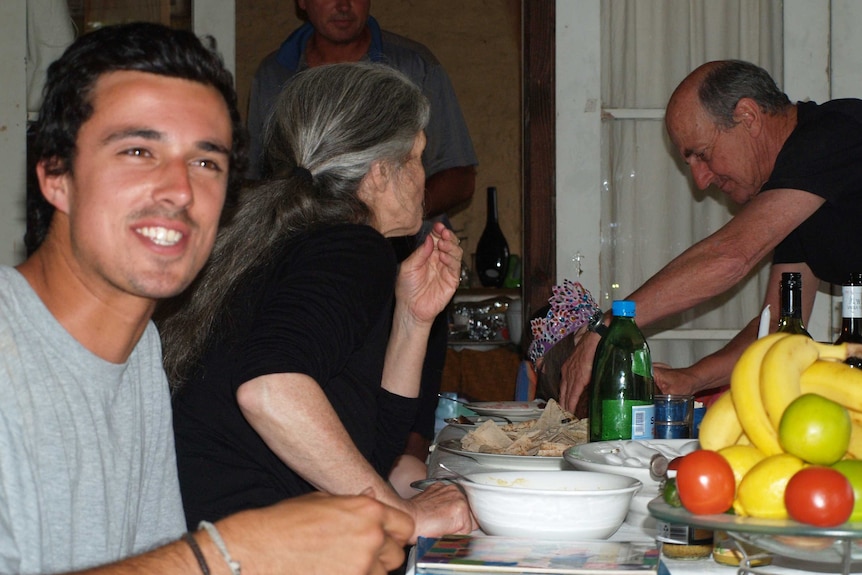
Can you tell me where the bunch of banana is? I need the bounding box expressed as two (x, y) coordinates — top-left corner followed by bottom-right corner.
(699, 333), (862, 456)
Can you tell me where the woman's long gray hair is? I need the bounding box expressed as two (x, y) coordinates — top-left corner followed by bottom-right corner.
(157, 62), (430, 389)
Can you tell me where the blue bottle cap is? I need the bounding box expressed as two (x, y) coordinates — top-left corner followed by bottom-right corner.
(612, 300), (636, 317)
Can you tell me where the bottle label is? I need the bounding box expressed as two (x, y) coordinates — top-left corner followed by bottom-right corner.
(631, 404), (655, 439)
(655, 521), (714, 545)
(844, 286), (862, 319)
(600, 400), (655, 440)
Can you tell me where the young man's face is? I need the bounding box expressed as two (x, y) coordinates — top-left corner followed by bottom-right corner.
(39, 70), (232, 301)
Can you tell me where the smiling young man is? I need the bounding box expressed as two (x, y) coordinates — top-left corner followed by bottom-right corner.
(0, 22), (412, 575)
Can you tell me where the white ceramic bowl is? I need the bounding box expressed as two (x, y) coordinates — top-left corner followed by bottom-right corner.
(459, 470), (642, 540)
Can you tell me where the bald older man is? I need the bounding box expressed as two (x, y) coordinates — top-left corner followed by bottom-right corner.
(559, 59), (862, 412)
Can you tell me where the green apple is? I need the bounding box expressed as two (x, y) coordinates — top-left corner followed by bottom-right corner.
(832, 460), (862, 522)
(778, 394), (851, 465)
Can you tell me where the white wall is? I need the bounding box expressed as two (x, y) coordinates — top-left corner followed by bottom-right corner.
(555, 0), (602, 299)
(0, 1), (28, 266)
(193, 0), (236, 77)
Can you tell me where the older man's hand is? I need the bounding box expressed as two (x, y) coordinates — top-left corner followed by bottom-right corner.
(654, 364), (705, 397)
(559, 328), (601, 413)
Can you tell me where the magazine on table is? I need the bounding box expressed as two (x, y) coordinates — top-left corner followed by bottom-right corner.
(415, 535), (660, 574)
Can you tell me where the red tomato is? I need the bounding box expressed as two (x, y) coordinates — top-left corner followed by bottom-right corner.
(667, 457), (683, 471)
(675, 450), (735, 515)
(785, 467), (854, 527)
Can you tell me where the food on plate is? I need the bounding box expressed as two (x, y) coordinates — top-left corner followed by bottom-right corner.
(701, 333), (862, 457)
(778, 394), (851, 466)
(698, 390), (742, 450)
(784, 467), (854, 527)
(718, 444), (765, 487)
(675, 450), (735, 515)
(831, 459), (862, 522)
(736, 453), (805, 519)
(662, 477), (681, 508)
(717, 444), (765, 512)
(695, 334), (862, 521)
(460, 399), (587, 457)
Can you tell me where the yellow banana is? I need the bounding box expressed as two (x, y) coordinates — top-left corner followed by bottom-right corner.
(800, 360), (862, 412)
(848, 410), (862, 459)
(736, 432), (751, 446)
(760, 336), (848, 429)
(698, 391), (742, 450)
(730, 332), (789, 456)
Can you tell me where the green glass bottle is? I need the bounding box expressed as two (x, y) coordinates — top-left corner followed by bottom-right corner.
(776, 272), (812, 338)
(589, 300), (655, 441)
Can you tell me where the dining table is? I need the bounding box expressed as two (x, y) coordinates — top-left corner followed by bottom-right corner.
(406, 423), (861, 575)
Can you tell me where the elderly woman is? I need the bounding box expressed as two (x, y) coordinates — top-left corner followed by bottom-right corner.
(159, 62), (474, 541)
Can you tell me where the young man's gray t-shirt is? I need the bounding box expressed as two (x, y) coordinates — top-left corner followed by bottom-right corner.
(0, 267), (185, 574)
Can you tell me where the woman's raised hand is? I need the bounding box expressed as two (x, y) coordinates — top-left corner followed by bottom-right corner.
(396, 222), (463, 325)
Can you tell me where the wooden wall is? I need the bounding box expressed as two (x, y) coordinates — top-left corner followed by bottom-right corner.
(235, 0), (523, 271)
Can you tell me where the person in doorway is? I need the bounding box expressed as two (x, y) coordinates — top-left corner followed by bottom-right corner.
(247, 0), (477, 210)
(160, 62), (475, 540)
(559, 59), (862, 411)
(2, 21), (412, 575)
(248, 0), (478, 478)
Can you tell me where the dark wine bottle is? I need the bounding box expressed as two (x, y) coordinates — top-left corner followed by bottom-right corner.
(776, 272), (812, 338)
(836, 272), (862, 368)
(475, 187), (509, 287)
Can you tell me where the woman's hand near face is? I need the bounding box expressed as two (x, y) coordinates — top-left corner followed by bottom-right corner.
(383, 222), (461, 399)
(396, 222), (463, 325)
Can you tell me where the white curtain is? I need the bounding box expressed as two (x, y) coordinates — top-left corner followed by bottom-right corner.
(599, 0), (783, 368)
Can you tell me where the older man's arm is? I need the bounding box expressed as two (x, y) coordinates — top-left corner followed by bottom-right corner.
(655, 262), (819, 396)
(626, 190), (823, 326)
(558, 188), (824, 412)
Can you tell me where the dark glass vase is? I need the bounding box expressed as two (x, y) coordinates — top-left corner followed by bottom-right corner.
(475, 187), (509, 287)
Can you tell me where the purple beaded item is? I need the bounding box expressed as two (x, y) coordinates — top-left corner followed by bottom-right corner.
(528, 279), (600, 365)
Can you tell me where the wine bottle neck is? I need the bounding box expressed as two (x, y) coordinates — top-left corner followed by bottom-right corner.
(486, 188), (498, 223)
(779, 286), (804, 319)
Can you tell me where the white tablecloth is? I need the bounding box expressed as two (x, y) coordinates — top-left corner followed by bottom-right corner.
(407, 425), (859, 574)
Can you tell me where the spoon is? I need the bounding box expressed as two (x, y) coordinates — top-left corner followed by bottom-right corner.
(438, 462), (479, 484)
(437, 393), (475, 408)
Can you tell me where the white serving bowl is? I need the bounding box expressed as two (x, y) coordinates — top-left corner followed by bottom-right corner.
(459, 470), (642, 540)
